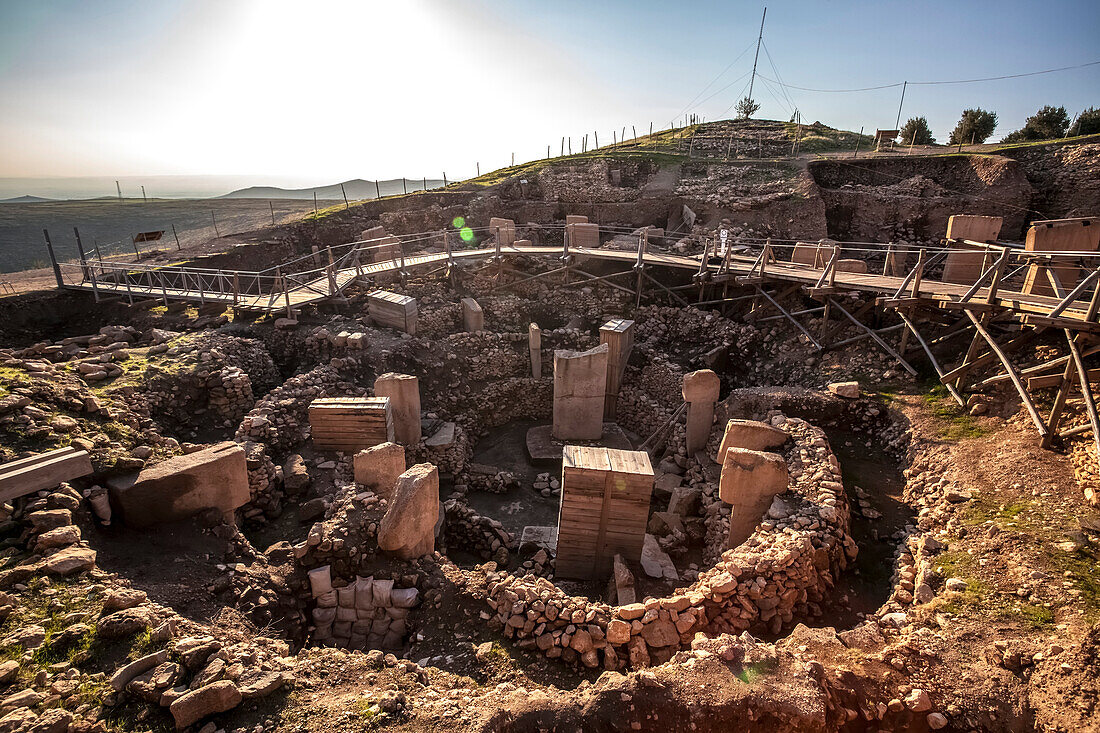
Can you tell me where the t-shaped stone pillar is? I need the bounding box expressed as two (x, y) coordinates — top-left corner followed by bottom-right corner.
(682, 369), (720, 455)
(373, 373), (421, 445)
(719, 447), (789, 548)
(715, 419), (789, 463)
(378, 463), (438, 559)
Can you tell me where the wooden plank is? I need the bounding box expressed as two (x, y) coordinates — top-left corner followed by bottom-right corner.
(0, 447), (93, 502)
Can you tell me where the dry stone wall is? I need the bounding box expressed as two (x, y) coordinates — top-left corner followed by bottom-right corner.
(483, 415), (854, 671)
(442, 499), (516, 563)
(234, 364), (367, 454)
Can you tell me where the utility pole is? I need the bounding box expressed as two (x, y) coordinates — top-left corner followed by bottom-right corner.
(746, 7), (767, 109)
(116, 180), (122, 202)
(140, 185), (147, 203)
(894, 80), (908, 132)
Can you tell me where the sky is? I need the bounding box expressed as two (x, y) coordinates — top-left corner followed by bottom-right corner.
(0, 0), (1098, 196)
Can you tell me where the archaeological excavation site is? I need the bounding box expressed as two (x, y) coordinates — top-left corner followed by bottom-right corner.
(0, 121), (1099, 733)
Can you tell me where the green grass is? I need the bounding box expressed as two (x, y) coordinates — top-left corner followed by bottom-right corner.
(0, 366), (30, 399)
(1047, 542), (1100, 622)
(354, 697), (381, 724)
(786, 121), (874, 154)
(934, 551), (1054, 628)
(961, 495), (1033, 528)
(735, 657), (778, 684)
(921, 383), (990, 440)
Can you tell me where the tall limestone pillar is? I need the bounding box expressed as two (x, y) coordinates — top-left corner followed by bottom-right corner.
(529, 323), (542, 379)
(374, 373), (421, 445)
(552, 344), (608, 440)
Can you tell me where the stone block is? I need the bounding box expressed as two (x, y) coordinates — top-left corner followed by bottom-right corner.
(827, 381), (860, 399)
(600, 319), (634, 419)
(529, 323), (542, 379)
(567, 222), (600, 249)
(489, 217), (516, 246)
(667, 485), (701, 516)
(552, 344), (608, 441)
(716, 419), (789, 462)
(519, 525), (558, 555)
(353, 443), (406, 499)
(946, 214), (1003, 243)
(612, 554), (636, 605)
(378, 464), (439, 560)
(108, 442), (249, 528)
(790, 242), (826, 268)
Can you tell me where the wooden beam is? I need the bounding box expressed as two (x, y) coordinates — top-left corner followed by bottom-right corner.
(0, 447), (93, 503)
(827, 298), (917, 375)
(939, 330), (1036, 384)
(1068, 330), (1100, 466)
(964, 309), (1048, 437)
(754, 287), (822, 350)
(895, 311), (965, 406)
(1028, 368), (1100, 390)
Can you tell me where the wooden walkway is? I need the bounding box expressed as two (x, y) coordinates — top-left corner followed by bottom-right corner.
(55, 243), (1098, 325)
(47, 220), (1100, 491)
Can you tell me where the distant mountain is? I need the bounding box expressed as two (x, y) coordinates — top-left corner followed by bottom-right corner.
(219, 178), (446, 201)
(0, 195), (54, 204)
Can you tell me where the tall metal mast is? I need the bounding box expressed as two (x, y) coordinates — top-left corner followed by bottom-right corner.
(746, 7), (767, 105)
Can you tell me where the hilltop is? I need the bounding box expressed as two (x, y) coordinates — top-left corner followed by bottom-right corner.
(221, 178), (446, 200)
(0, 195), (54, 204)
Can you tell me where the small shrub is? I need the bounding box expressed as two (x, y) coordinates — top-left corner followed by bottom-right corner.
(900, 116), (935, 145)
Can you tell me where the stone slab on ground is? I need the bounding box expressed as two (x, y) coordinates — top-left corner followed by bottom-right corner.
(107, 442), (249, 528)
(524, 423), (632, 463)
(519, 525), (558, 556)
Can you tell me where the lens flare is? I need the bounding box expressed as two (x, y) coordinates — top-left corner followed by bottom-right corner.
(452, 216), (465, 228)
(460, 227), (474, 242)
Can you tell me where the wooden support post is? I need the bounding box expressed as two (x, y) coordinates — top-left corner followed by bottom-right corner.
(326, 247), (337, 294)
(755, 287), (822, 350)
(232, 272), (240, 306)
(828, 298), (917, 375)
(282, 269), (292, 317)
(634, 229), (646, 310)
(895, 310), (966, 407)
(964, 309), (1047, 437)
(1044, 283), (1100, 447)
(1069, 331), (1100, 465)
(910, 248), (925, 298)
(43, 230), (64, 288)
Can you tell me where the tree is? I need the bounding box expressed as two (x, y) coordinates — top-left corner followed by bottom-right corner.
(948, 108), (997, 145)
(1069, 107), (1100, 137)
(1002, 105), (1070, 142)
(899, 116), (935, 145)
(735, 97), (760, 120)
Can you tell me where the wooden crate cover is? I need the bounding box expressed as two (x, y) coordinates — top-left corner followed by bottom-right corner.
(555, 446), (654, 579)
(309, 396), (394, 452)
